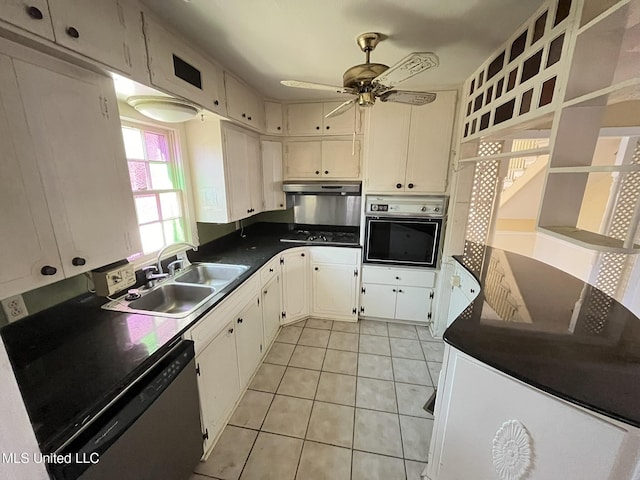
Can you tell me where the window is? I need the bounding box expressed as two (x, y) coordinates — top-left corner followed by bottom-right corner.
(121, 123), (188, 257)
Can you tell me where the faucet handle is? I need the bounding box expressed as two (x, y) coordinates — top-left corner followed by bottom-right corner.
(167, 259), (184, 276)
(142, 265), (159, 278)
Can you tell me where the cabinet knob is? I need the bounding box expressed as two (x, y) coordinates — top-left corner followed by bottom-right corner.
(263, 290), (268, 295)
(324, 170), (329, 174)
(242, 113), (246, 118)
(228, 328), (234, 334)
(395, 276), (400, 280)
(470, 288), (476, 293)
(279, 203), (283, 207)
(396, 183), (402, 189)
(248, 116), (252, 121)
(398, 289), (403, 293)
(41, 265), (57, 276)
(314, 267), (318, 271)
(66, 26), (80, 38)
(72, 257), (86, 266)
(408, 183), (414, 189)
(301, 253), (305, 257)
(26, 6), (43, 19)
(315, 126), (320, 130)
(237, 318), (243, 324)
(247, 209), (251, 213)
(269, 268), (274, 272)
(277, 126), (281, 130)
(315, 171), (320, 175)
(392, 288), (397, 292)
(214, 100), (219, 106)
(326, 126), (330, 130)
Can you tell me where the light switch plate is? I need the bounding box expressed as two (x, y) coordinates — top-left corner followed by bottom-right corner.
(2, 294), (28, 322)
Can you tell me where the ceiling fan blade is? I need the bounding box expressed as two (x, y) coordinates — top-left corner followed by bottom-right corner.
(378, 90), (437, 105)
(373, 52), (439, 89)
(324, 98), (357, 118)
(280, 80), (356, 94)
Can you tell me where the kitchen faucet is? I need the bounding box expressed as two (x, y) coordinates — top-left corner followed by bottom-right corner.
(156, 242), (199, 274)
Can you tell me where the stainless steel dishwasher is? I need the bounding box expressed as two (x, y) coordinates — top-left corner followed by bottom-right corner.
(49, 340), (203, 480)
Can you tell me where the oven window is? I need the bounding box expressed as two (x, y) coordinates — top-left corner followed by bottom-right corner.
(367, 219), (440, 265)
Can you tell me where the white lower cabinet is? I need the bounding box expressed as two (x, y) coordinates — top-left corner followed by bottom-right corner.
(234, 294), (264, 389)
(194, 321), (240, 455)
(429, 347), (636, 480)
(261, 273), (281, 348)
(310, 247), (360, 321)
(360, 265), (435, 323)
(280, 248), (309, 324)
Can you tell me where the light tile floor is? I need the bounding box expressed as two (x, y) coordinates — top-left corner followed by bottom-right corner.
(190, 319), (444, 480)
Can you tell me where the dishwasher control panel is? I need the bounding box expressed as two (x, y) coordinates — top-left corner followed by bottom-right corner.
(92, 263), (136, 296)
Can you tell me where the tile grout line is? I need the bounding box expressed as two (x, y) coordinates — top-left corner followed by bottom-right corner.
(351, 326), (360, 480)
(387, 324), (409, 476)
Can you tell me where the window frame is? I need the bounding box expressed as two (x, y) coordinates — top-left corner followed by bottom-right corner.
(120, 118), (198, 268)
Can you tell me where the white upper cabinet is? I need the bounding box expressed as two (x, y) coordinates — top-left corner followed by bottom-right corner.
(224, 72), (264, 131)
(365, 91), (457, 193)
(284, 140), (361, 180)
(47, 0), (145, 76)
(261, 140), (285, 211)
(143, 13), (226, 116)
(264, 101), (283, 135)
(0, 40), (141, 298)
(0, 0), (55, 40)
(286, 101), (360, 136)
(186, 119), (263, 223)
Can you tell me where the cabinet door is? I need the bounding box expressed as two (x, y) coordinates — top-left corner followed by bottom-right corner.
(360, 283), (396, 319)
(405, 91), (457, 193)
(285, 141), (322, 179)
(395, 286), (432, 322)
(144, 15), (226, 115)
(223, 124), (252, 220)
(0, 53), (62, 298)
(447, 286), (471, 327)
(323, 101), (358, 134)
(48, 0), (140, 74)
(196, 322), (240, 453)
(225, 73), (262, 129)
(262, 273), (281, 348)
(286, 103), (323, 135)
(0, 0), (55, 40)
(261, 140), (285, 211)
(311, 263), (357, 320)
(14, 57), (141, 276)
(265, 101), (283, 134)
(281, 250), (309, 324)
(365, 102), (410, 192)
(235, 295), (264, 388)
(246, 133), (263, 214)
(322, 140), (361, 178)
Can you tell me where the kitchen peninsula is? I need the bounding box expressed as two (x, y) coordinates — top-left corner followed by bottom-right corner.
(428, 242), (640, 479)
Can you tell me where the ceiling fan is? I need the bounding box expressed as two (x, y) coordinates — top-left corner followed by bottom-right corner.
(281, 32), (440, 118)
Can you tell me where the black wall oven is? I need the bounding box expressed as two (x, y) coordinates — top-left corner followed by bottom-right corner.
(364, 195), (447, 268)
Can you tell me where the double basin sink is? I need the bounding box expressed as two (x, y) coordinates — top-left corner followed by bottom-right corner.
(103, 263), (249, 318)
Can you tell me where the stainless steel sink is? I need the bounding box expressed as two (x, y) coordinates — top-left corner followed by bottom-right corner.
(127, 284), (216, 315)
(174, 263), (249, 288)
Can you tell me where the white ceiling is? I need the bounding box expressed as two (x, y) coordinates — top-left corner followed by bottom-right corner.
(142, 0), (545, 101)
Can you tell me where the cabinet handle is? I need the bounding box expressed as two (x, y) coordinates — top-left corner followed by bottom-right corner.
(269, 268), (274, 272)
(237, 318), (243, 324)
(66, 26), (80, 38)
(277, 126), (281, 130)
(408, 183), (414, 189)
(396, 183), (402, 189)
(315, 171), (320, 175)
(41, 266), (57, 276)
(470, 288), (476, 293)
(315, 126), (320, 130)
(324, 170), (329, 174)
(314, 267), (318, 271)
(228, 328), (234, 334)
(72, 257), (86, 266)
(26, 6), (43, 19)
(214, 100), (219, 106)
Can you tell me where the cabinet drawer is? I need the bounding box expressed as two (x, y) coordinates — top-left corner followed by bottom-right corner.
(260, 256), (280, 285)
(363, 265), (435, 287)
(310, 246), (360, 265)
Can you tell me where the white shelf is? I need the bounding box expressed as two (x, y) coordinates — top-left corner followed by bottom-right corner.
(548, 164), (640, 173)
(578, 0), (631, 34)
(460, 147), (550, 163)
(563, 78), (640, 109)
(537, 226), (640, 253)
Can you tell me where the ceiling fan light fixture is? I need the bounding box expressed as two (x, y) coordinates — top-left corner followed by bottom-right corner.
(358, 92), (376, 107)
(126, 95), (200, 123)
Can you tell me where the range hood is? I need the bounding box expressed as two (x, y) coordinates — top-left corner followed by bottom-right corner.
(283, 182), (361, 194)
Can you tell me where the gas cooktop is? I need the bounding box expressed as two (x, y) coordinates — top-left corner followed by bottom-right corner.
(280, 229), (359, 246)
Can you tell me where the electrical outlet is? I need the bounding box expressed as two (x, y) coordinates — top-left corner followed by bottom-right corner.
(1, 294), (28, 322)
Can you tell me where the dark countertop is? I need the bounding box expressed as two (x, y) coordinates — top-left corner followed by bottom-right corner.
(1, 223), (361, 453)
(446, 241), (640, 428)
